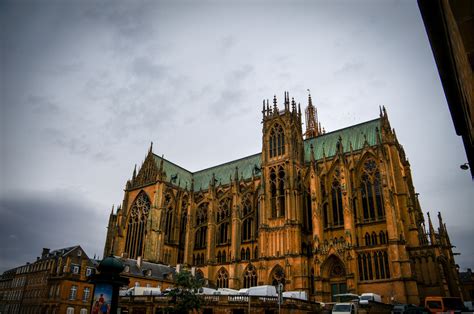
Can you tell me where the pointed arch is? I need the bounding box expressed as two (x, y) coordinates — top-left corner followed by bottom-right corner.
(269, 264), (286, 287)
(216, 267), (229, 288)
(364, 232), (371, 246)
(269, 123), (285, 158)
(371, 232), (378, 245)
(177, 195), (188, 264)
(269, 165), (285, 218)
(241, 193), (255, 242)
(379, 230), (387, 244)
(243, 264), (258, 288)
(356, 155), (385, 222)
(163, 191), (176, 244)
(321, 254), (346, 278)
(125, 191), (151, 259)
(217, 197), (231, 245)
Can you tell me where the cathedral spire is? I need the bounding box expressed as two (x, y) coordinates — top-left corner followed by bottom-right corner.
(304, 91), (323, 139)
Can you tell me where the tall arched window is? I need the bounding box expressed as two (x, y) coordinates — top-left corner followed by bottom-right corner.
(195, 203), (208, 249)
(358, 251), (390, 281)
(217, 198), (231, 244)
(269, 124), (285, 158)
(125, 191), (151, 259)
(331, 177), (344, 227)
(364, 232), (371, 246)
(243, 264), (258, 288)
(270, 166), (285, 218)
(164, 193), (174, 244)
(241, 195), (254, 242)
(360, 159), (385, 222)
(216, 268), (229, 288)
(379, 230), (387, 244)
(178, 196), (188, 264)
(371, 232), (378, 245)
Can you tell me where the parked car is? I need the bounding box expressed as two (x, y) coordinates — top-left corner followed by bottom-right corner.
(332, 302), (357, 314)
(464, 301), (474, 311)
(392, 304), (429, 314)
(359, 293), (382, 304)
(424, 296), (465, 313)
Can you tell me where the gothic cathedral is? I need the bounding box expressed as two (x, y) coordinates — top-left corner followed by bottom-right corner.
(104, 92), (462, 304)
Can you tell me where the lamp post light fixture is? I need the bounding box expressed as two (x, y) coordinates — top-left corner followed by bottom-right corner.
(460, 163), (470, 170)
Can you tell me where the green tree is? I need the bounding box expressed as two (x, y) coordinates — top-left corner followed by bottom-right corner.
(167, 270), (204, 314)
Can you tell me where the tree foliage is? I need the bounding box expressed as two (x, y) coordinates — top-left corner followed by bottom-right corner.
(167, 270), (204, 314)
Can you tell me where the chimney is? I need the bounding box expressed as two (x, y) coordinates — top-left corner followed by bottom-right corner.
(42, 248), (50, 258)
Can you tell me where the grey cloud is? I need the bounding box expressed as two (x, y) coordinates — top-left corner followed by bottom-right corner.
(131, 56), (169, 80)
(26, 95), (60, 115)
(220, 35), (236, 53)
(446, 225), (474, 270)
(334, 60), (365, 76)
(0, 189), (107, 273)
(208, 65), (254, 117)
(47, 61), (83, 76)
(42, 128), (90, 155)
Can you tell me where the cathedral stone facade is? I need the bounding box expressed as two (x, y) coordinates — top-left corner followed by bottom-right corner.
(104, 92), (462, 305)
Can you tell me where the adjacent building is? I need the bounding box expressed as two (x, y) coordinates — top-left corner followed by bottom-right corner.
(0, 246), (95, 314)
(418, 0), (474, 177)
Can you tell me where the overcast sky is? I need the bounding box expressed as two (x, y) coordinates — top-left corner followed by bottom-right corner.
(1, 0), (473, 273)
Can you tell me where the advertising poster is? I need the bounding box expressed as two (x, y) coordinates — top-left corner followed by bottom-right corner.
(91, 283), (113, 314)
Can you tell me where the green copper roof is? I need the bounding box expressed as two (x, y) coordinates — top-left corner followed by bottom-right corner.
(303, 118), (380, 161)
(153, 118), (380, 191)
(153, 155), (193, 189)
(193, 153), (261, 191)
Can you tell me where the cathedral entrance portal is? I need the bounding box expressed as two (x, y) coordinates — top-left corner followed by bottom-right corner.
(321, 255), (347, 302)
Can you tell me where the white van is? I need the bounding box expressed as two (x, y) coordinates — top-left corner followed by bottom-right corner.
(359, 293), (382, 304)
(332, 303), (357, 314)
(282, 291), (308, 301)
(247, 285), (277, 297)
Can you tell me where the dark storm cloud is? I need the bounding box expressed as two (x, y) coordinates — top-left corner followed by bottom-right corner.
(0, 189), (107, 273)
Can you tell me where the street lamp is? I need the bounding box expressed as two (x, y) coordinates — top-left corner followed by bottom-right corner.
(460, 163), (469, 170)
